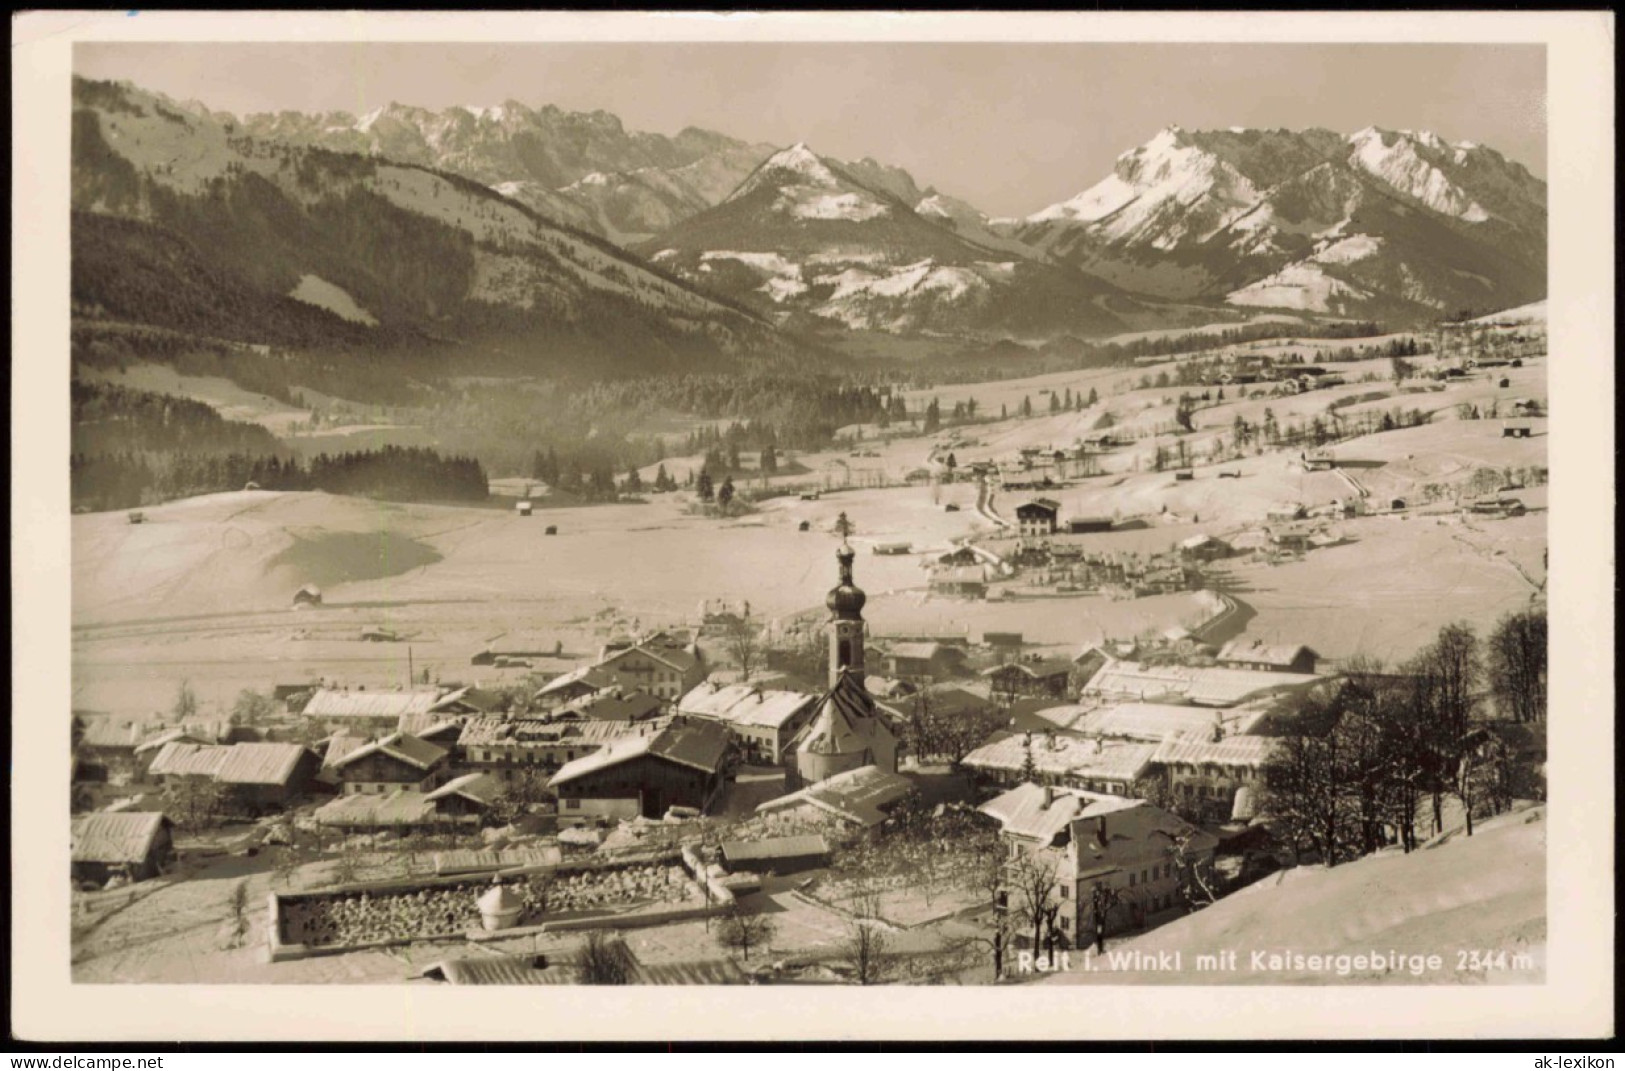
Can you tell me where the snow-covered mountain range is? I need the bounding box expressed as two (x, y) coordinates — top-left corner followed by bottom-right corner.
(237, 99), (777, 246)
(1001, 125), (1546, 318)
(637, 143), (1193, 336)
(72, 76), (1547, 349)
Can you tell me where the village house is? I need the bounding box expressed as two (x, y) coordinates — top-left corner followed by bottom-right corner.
(330, 732), (450, 796)
(938, 546), (982, 568)
(1016, 498), (1062, 537)
(131, 728), (215, 780)
(876, 684), (995, 736)
(316, 731), (371, 789)
(1177, 534), (1233, 563)
(983, 658), (1074, 704)
(719, 834), (832, 875)
(1268, 527), (1315, 554)
(549, 717), (734, 827)
(71, 812), (175, 887)
(928, 565), (989, 600)
(312, 790), (456, 832)
(1216, 639), (1321, 675)
(146, 741), (320, 811)
(422, 771), (504, 821)
(1131, 564), (1192, 596)
(592, 643), (706, 703)
(1006, 700), (1091, 734)
(542, 688), (666, 724)
(532, 666), (614, 711)
(882, 641), (970, 684)
(208, 743), (321, 811)
(1082, 658), (1320, 708)
(1468, 495), (1529, 518)
(983, 631), (1024, 653)
(300, 686), (472, 732)
(1149, 733), (1279, 822)
(396, 714), (466, 748)
(1066, 516), (1115, 534)
(456, 716), (658, 783)
(1071, 701), (1266, 743)
(677, 681), (819, 764)
(74, 718), (167, 784)
(980, 783), (1218, 947)
(754, 764), (917, 830)
(961, 730), (1157, 796)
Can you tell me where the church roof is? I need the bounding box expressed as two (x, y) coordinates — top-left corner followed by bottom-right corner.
(796, 670), (882, 757)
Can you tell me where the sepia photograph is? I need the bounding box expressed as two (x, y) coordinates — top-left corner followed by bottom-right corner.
(11, 9), (1614, 1044)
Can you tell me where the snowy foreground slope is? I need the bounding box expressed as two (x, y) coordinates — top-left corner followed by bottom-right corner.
(1044, 804), (1546, 985)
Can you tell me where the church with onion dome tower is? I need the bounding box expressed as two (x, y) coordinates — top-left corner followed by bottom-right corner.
(791, 517), (899, 788)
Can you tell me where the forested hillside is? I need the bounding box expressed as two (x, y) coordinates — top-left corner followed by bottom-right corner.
(71, 381), (488, 510)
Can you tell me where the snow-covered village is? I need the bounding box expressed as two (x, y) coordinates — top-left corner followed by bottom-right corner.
(42, 27), (1589, 1008)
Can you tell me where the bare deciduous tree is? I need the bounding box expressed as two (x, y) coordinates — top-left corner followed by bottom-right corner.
(1487, 608), (1547, 724)
(724, 611), (762, 682)
(576, 930), (635, 985)
(843, 886), (893, 986)
(1006, 848), (1059, 958)
(715, 905), (774, 962)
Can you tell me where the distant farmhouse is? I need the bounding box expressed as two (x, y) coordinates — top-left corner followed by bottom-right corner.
(1016, 498), (1061, 536)
(1215, 639), (1321, 675)
(983, 658), (1074, 704)
(883, 641), (970, 684)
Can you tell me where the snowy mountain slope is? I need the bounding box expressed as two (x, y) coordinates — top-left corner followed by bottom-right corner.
(640, 143), (1183, 337)
(1008, 125), (1546, 318)
(70, 77), (800, 375)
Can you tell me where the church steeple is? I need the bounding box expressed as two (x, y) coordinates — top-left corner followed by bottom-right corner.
(826, 519), (866, 687)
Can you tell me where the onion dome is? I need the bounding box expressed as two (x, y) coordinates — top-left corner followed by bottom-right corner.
(826, 543), (867, 617)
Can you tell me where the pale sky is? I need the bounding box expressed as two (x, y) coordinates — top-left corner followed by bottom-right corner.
(75, 42), (1546, 217)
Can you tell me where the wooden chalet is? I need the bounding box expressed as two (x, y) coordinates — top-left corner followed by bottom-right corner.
(549, 717), (733, 827)
(331, 732), (450, 796)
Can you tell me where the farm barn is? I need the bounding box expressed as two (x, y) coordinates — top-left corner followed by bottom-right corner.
(71, 812), (175, 887)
